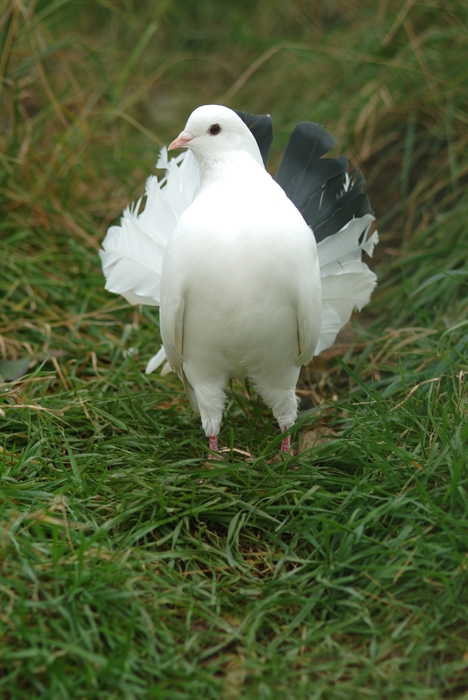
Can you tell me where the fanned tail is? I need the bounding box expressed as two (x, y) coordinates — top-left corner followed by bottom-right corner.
(99, 150), (199, 307)
(275, 122), (373, 242)
(275, 120), (378, 355)
(100, 149), (200, 374)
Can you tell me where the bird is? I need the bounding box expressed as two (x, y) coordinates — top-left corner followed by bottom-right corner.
(100, 105), (378, 455)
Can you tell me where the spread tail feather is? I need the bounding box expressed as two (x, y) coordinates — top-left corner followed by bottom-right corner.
(99, 150), (199, 306)
(315, 214), (378, 354)
(145, 345), (171, 375)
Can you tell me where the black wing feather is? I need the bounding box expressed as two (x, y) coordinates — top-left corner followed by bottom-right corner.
(233, 110), (273, 168)
(275, 121), (373, 241)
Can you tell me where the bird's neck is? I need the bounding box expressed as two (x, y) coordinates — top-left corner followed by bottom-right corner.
(194, 150), (265, 190)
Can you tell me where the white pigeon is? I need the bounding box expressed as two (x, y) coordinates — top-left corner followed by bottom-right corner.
(100, 105), (378, 454)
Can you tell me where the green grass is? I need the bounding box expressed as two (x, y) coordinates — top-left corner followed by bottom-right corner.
(1, 0), (468, 698)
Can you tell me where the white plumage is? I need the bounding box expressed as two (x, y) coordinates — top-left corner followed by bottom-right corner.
(100, 105), (378, 453)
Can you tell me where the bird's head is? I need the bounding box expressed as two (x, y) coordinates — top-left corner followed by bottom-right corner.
(169, 105), (264, 167)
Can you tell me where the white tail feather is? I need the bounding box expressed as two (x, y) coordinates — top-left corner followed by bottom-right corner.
(99, 151), (200, 307)
(314, 216), (378, 354)
(317, 214), (378, 273)
(145, 345), (168, 374)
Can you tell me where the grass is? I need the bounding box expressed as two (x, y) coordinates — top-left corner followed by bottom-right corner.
(1, 0), (468, 697)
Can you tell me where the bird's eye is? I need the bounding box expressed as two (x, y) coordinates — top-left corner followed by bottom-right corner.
(208, 123), (221, 135)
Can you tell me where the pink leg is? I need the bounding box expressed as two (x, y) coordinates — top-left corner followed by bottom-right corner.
(281, 433), (291, 453)
(208, 435), (218, 456)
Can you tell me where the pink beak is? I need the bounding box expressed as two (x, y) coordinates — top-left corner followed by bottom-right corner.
(168, 130), (194, 151)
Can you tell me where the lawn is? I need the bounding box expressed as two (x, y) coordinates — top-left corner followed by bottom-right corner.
(1, 1), (468, 698)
